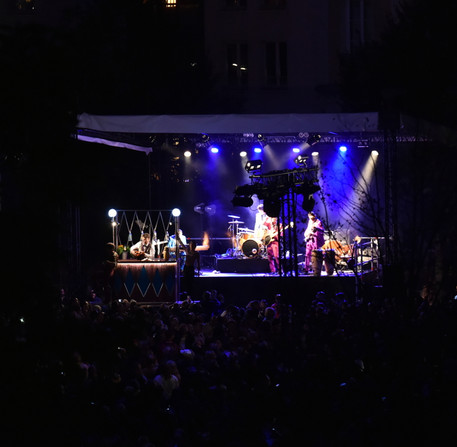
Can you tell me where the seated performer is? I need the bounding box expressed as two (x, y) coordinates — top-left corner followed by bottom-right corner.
(164, 229), (187, 268)
(304, 212), (325, 273)
(167, 229), (187, 253)
(130, 233), (153, 261)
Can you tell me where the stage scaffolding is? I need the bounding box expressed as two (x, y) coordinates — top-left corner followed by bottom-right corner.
(246, 165), (320, 277)
(111, 209), (175, 250)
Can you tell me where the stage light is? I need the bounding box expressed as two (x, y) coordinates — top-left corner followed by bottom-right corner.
(371, 150), (379, 156)
(294, 155), (309, 166)
(240, 151), (247, 157)
(245, 159), (263, 173)
(257, 134), (266, 142)
(311, 151), (319, 156)
(253, 146), (262, 153)
(234, 184), (256, 196)
(184, 150), (191, 157)
(201, 134), (210, 143)
(339, 145), (348, 153)
(210, 145), (219, 153)
(108, 208), (117, 218)
(172, 208), (181, 217)
(264, 199), (281, 218)
(302, 195), (316, 212)
(307, 134), (321, 146)
(292, 147), (300, 153)
(231, 196), (253, 207)
(193, 203), (205, 214)
(205, 205), (216, 216)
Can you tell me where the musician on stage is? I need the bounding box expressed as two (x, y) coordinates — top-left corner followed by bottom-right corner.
(304, 211), (325, 273)
(254, 203), (267, 239)
(264, 215), (280, 274)
(130, 233), (153, 260)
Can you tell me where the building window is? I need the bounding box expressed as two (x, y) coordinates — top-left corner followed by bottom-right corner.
(227, 43), (248, 86)
(264, 41), (287, 87)
(165, 0), (177, 8)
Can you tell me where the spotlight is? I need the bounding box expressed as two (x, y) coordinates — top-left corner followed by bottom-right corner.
(210, 145), (219, 153)
(371, 150), (379, 156)
(245, 159), (263, 173)
(302, 195), (316, 212)
(307, 134), (321, 146)
(234, 184), (256, 196)
(292, 147), (300, 153)
(205, 205), (216, 216)
(253, 146), (263, 154)
(240, 151), (247, 157)
(172, 208), (181, 217)
(231, 196), (254, 207)
(311, 151), (319, 156)
(339, 145), (348, 153)
(108, 209), (117, 218)
(294, 155), (309, 166)
(263, 199), (281, 218)
(193, 203), (205, 214)
(184, 150), (191, 158)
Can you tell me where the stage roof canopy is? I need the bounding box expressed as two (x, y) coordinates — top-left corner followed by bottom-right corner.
(75, 112), (439, 153)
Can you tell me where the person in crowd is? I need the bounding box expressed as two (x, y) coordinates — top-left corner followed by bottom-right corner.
(304, 211), (325, 273)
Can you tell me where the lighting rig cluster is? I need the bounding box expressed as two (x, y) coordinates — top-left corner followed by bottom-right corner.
(232, 159), (321, 217)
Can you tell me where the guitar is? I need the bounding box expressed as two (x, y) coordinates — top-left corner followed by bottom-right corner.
(305, 225), (324, 243)
(263, 224), (291, 246)
(132, 240), (169, 259)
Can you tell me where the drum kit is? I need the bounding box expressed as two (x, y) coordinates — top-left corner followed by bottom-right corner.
(227, 215), (265, 258)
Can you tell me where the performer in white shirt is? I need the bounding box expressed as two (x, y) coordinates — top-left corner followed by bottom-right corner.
(130, 233), (153, 260)
(254, 203), (267, 240)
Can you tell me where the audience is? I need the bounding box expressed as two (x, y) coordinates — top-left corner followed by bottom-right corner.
(2, 279), (457, 447)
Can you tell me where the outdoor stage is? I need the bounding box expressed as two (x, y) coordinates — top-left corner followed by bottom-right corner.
(112, 253), (381, 307)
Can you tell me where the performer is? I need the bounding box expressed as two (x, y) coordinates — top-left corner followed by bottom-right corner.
(130, 233), (153, 260)
(254, 203), (267, 240)
(264, 215), (280, 274)
(167, 229), (187, 256)
(164, 229), (187, 268)
(304, 212), (325, 273)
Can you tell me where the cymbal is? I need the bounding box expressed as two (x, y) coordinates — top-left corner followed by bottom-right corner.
(228, 214), (240, 219)
(228, 220), (244, 224)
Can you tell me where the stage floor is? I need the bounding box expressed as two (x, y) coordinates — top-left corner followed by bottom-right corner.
(191, 265), (361, 307)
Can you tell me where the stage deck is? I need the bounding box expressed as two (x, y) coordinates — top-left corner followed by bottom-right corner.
(192, 268), (360, 307)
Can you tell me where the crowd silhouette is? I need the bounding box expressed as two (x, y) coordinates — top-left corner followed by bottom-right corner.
(2, 278), (457, 447)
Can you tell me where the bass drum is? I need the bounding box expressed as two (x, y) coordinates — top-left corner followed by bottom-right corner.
(237, 232), (252, 249)
(242, 239), (260, 258)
